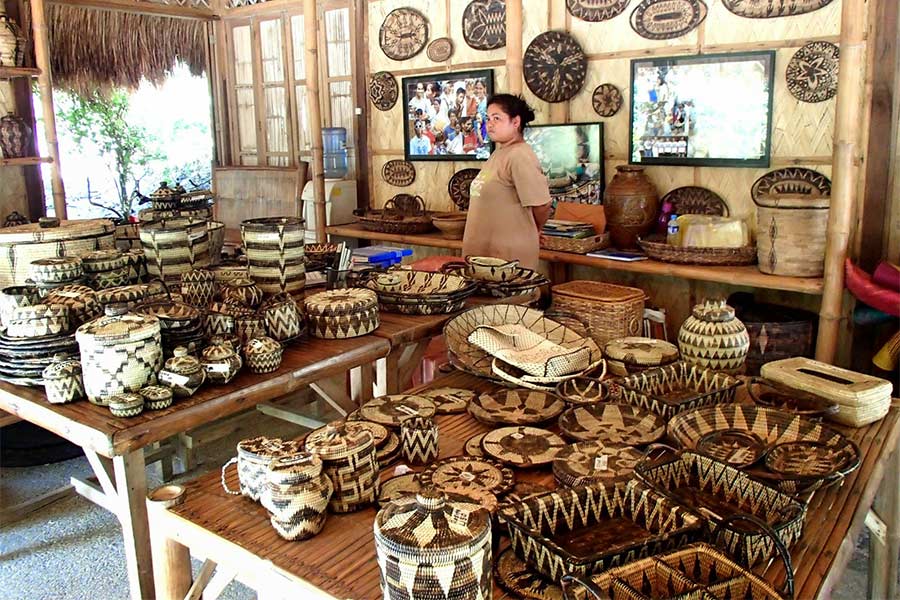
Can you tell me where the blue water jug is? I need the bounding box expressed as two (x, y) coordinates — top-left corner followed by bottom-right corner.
(322, 127), (348, 179)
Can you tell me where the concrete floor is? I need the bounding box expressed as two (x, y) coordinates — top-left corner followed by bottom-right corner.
(0, 407), (884, 600)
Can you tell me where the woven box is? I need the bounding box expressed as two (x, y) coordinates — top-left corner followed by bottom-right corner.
(551, 280), (645, 346)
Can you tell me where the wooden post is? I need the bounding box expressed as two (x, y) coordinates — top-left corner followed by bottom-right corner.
(506, 0), (523, 95)
(29, 0), (66, 218)
(304, 0), (327, 243)
(815, 0), (867, 363)
(548, 0), (567, 123)
(147, 485), (192, 600)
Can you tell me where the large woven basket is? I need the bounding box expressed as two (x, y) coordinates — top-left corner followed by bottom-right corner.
(551, 280), (645, 346)
(240, 217), (306, 294)
(638, 234), (757, 266)
(755, 194), (829, 277)
(140, 218), (210, 283)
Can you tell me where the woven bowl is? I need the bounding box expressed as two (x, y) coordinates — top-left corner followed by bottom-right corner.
(432, 212), (467, 240)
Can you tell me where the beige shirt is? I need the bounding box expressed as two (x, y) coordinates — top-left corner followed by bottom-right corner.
(462, 140), (551, 270)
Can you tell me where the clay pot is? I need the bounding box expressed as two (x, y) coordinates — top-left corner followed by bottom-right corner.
(603, 165), (659, 250)
(0, 113), (32, 159)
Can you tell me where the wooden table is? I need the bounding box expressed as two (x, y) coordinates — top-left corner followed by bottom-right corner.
(369, 310), (454, 395)
(148, 371), (900, 600)
(0, 334), (390, 600)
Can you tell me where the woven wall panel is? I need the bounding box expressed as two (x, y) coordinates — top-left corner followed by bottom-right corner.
(703, 1), (840, 45)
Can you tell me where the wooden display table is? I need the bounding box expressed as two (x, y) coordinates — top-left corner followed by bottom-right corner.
(0, 334), (390, 600)
(148, 371), (900, 600)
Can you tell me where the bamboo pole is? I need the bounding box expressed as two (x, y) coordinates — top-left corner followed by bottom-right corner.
(304, 0), (327, 243)
(549, 0), (566, 123)
(506, 0), (523, 95)
(816, 0), (867, 363)
(29, 0), (66, 218)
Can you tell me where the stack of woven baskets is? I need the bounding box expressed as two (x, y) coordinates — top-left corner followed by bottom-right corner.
(29, 257), (85, 296)
(80, 249), (131, 290)
(0, 292), (79, 386)
(303, 288), (379, 339)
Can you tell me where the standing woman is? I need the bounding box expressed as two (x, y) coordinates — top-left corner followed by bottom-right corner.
(462, 94), (551, 270)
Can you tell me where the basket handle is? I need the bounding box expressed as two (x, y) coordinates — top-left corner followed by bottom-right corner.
(717, 513), (795, 600)
(560, 575), (610, 600)
(545, 309), (594, 338)
(220, 457), (241, 496)
(637, 442), (679, 471)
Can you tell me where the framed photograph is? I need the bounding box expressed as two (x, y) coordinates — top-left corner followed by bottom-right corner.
(629, 51), (775, 168)
(523, 122), (605, 203)
(402, 69), (493, 161)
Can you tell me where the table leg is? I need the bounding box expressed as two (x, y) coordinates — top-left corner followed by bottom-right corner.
(146, 486), (192, 600)
(375, 340), (431, 396)
(868, 436), (899, 600)
(350, 363), (375, 404)
(113, 449), (155, 600)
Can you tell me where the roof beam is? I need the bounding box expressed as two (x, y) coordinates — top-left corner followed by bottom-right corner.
(47, 0), (218, 21)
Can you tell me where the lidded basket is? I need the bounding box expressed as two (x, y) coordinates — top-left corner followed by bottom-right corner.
(244, 336), (283, 374)
(304, 420), (379, 513)
(604, 336), (680, 376)
(374, 490), (492, 600)
(261, 452), (334, 541)
(201, 341), (243, 384)
(678, 299), (749, 375)
(159, 346), (206, 398)
(221, 436), (304, 501)
(304, 288), (379, 339)
(42, 353), (85, 404)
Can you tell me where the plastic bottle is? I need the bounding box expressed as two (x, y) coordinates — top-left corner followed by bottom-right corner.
(666, 214), (680, 246)
(656, 200), (674, 235)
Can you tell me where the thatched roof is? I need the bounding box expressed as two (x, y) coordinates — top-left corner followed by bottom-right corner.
(47, 4), (206, 96)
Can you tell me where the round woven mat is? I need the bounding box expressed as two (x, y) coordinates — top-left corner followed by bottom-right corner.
(591, 83), (623, 117)
(448, 168), (481, 210)
(523, 31), (587, 103)
(786, 41), (839, 103)
(369, 71), (399, 111)
(379, 8), (428, 61)
(482, 426), (565, 467)
(629, 0), (708, 40)
(462, 0), (507, 50)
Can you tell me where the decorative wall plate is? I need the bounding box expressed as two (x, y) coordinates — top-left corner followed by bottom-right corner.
(448, 168), (481, 210)
(566, 0), (631, 21)
(523, 31), (587, 103)
(418, 456), (515, 495)
(421, 387), (474, 414)
(591, 84), (623, 117)
(558, 403), (666, 445)
(462, 0), (507, 51)
(786, 41), (839, 103)
(368, 71), (399, 111)
(750, 167), (831, 201)
(468, 388), (566, 425)
(381, 159), (416, 187)
(764, 440), (859, 480)
(495, 547), (564, 600)
(552, 441), (643, 487)
(721, 0), (835, 18)
(358, 394), (436, 428)
(696, 428), (767, 467)
(482, 426), (565, 467)
(426, 37), (454, 62)
(378, 473), (420, 507)
(379, 8), (429, 61)
(464, 432), (487, 456)
(630, 0), (707, 40)
(660, 186), (728, 216)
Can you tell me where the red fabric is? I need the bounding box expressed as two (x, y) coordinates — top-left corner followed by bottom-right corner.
(845, 259), (900, 317)
(408, 255), (464, 272)
(873, 261), (900, 292)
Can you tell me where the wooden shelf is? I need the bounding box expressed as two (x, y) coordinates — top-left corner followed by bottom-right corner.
(0, 156), (53, 167)
(0, 66), (41, 79)
(326, 223), (825, 296)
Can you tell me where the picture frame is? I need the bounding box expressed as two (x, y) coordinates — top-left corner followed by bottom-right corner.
(402, 69), (494, 162)
(523, 122), (605, 203)
(629, 51), (776, 168)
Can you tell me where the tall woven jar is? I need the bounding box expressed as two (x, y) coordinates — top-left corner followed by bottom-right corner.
(678, 299), (749, 375)
(304, 421), (379, 513)
(754, 194), (829, 277)
(374, 490), (492, 600)
(75, 313), (163, 405)
(240, 217), (306, 294)
(261, 453), (334, 541)
(139, 218), (210, 283)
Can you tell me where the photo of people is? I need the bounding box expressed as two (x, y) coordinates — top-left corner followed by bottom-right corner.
(402, 69), (493, 161)
(523, 123), (605, 201)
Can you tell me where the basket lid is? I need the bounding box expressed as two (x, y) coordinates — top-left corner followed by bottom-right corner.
(244, 336), (282, 356)
(304, 288), (377, 317)
(691, 299), (737, 323)
(163, 347), (203, 374)
(139, 385), (173, 402)
(0, 219), (115, 245)
(109, 393), (144, 410)
(76, 313), (161, 345)
(604, 337), (679, 366)
(268, 452), (323, 484)
(304, 421), (374, 460)
(42, 353), (82, 380)
(236, 436), (303, 461)
(201, 341), (239, 361)
(552, 280), (645, 303)
(81, 249), (124, 263)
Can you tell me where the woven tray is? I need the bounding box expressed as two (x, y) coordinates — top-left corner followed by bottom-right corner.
(355, 195), (434, 235)
(553, 441), (644, 487)
(467, 388), (565, 425)
(417, 456), (514, 495)
(541, 232), (610, 254)
(482, 426), (566, 467)
(468, 323), (593, 378)
(638, 234), (757, 266)
(558, 402), (666, 445)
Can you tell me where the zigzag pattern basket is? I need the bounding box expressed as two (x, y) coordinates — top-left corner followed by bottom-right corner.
(613, 362), (742, 419)
(262, 453), (333, 541)
(139, 218), (210, 283)
(220, 437), (304, 502)
(400, 416), (439, 466)
(240, 217), (306, 294)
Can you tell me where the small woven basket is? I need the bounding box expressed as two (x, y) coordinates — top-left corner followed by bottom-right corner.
(551, 280), (645, 346)
(541, 232), (610, 254)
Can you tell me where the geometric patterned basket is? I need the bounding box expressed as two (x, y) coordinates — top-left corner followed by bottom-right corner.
(612, 362), (742, 419)
(220, 436), (304, 502)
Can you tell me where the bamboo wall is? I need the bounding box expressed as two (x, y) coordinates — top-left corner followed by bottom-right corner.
(212, 166), (303, 240)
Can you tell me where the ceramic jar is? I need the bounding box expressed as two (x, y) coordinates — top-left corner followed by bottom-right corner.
(678, 299), (750, 375)
(374, 490), (492, 600)
(0, 285), (38, 329)
(158, 346), (207, 398)
(222, 277), (264, 309)
(200, 341), (242, 385)
(42, 354), (85, 404)
(260, 293), (306, 342)
(603, 165), (659, 250)
(109, 393), (145, 418)
(0, 7), (26, 67)
(304, 421), (379, 513)
(244, 336), (283, 374)
(180, 269), (216, 308)
(400, 416), (439, 466)
(139, 385), (174, 410)
(261, 452), (334, 541)
(0, 113), (30, 158)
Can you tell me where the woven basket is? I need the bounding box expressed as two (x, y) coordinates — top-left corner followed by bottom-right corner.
(304, 421), (380, 513)
(140, 218), (211, 283)
(262, 453), (334, 541)
(638, 234), (757, 266)
(240, 217), (306, 295)
(355, 196), (434, 235)
(614, 362), (742, 419)
(755, 194), (829, 277)
(221, 436), (304, 502)
(7, 304), (69, 338)
(541, 232), (610, 254)
(551, 280), (645, 346)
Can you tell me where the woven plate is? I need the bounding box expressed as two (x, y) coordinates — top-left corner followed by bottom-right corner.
(630, 0), (707, 40)
(378, 473), (420, 507)
(591, 84), (623, 117)
(426, 37), (454, 62)
(464, 432), (487, 457)
(555, 377), (609, 405)
(377, 432), (400, 464)
(750, 167), (831, 201)
(524, 31), (587, 103)
(558, 403), (666, 445)
(482, 426), (565, 467)
(765, 441), (859, 480)
(638, 234), (757, 266)
(660, 186), (728, 216)
(418, 456), (515, 495)
(566, 0), (631, 21)
(468, 388), (566, 425)
(495, 547), (564, 600)
(421, 387), (474, 414)
(369, 71), (399, 111)
(381, 159), (416, 187)
(462, 0), (507, 51)
(721, 0), (835, 18)
(379, 7), (428, 61)
(358, 394), (436, 428)
(696, 429), (767, 467)
(448, 168), (481, 210)
(553, 441), (644, 487)
(786, 41), (839, 103)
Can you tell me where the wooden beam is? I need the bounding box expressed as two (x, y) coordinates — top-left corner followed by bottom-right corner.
(47, 0), (217, 20)
(506, 0), (523, 95)
(304, 0), (326, 242)
(353, 0), (370, 213)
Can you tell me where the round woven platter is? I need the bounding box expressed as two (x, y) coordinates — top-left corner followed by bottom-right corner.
(630, 0), (708, 40)
(482, 426), (565, 467)
(604, 337), (680, 367)
(462, 0), (507, 51)
(552, 441), (644, 487)
(786, 41), (839, 103)
(358, 394), (436, 428)
(464, 432), (487, 457)
(660, 186), (728, 216)
(381, 159), (416, 187)
(523, 31), (587, 103)
(421, 387), (474, 414)
(750, 167), (831, 201)
(558, 403), (666, 445)
(696, 428), (767, 467)
(346, 420), (389, 448)
(418, 456), (515, 495)
(376, 432), (400, 464)
(448, 168), (481, 210)
(368, 71), (399, 111)
(765, 441), (859, 480)
(378, 473), (420, 507)
(495, 547), (564, 600)
(467, 388), (565, 425)
(379, 7), (428, 61)
(591, 84), (623, 117)
(567, 0), (631, 21)
(426, 37), (453, 62)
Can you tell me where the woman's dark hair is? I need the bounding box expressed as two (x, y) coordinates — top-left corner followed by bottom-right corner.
(486, 93), (536, 132)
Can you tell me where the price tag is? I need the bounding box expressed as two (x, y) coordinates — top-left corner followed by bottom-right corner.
(205, 363), (231, 374)
(593, 455), (609, 471)
(158, 371), (189, 387)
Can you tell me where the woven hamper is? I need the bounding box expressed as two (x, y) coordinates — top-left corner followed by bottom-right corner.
(551, 280), (645, 346)
(755, 194), (829, 277)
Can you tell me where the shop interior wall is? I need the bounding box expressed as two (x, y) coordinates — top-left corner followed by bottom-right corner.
(0, 81), (29, 218)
